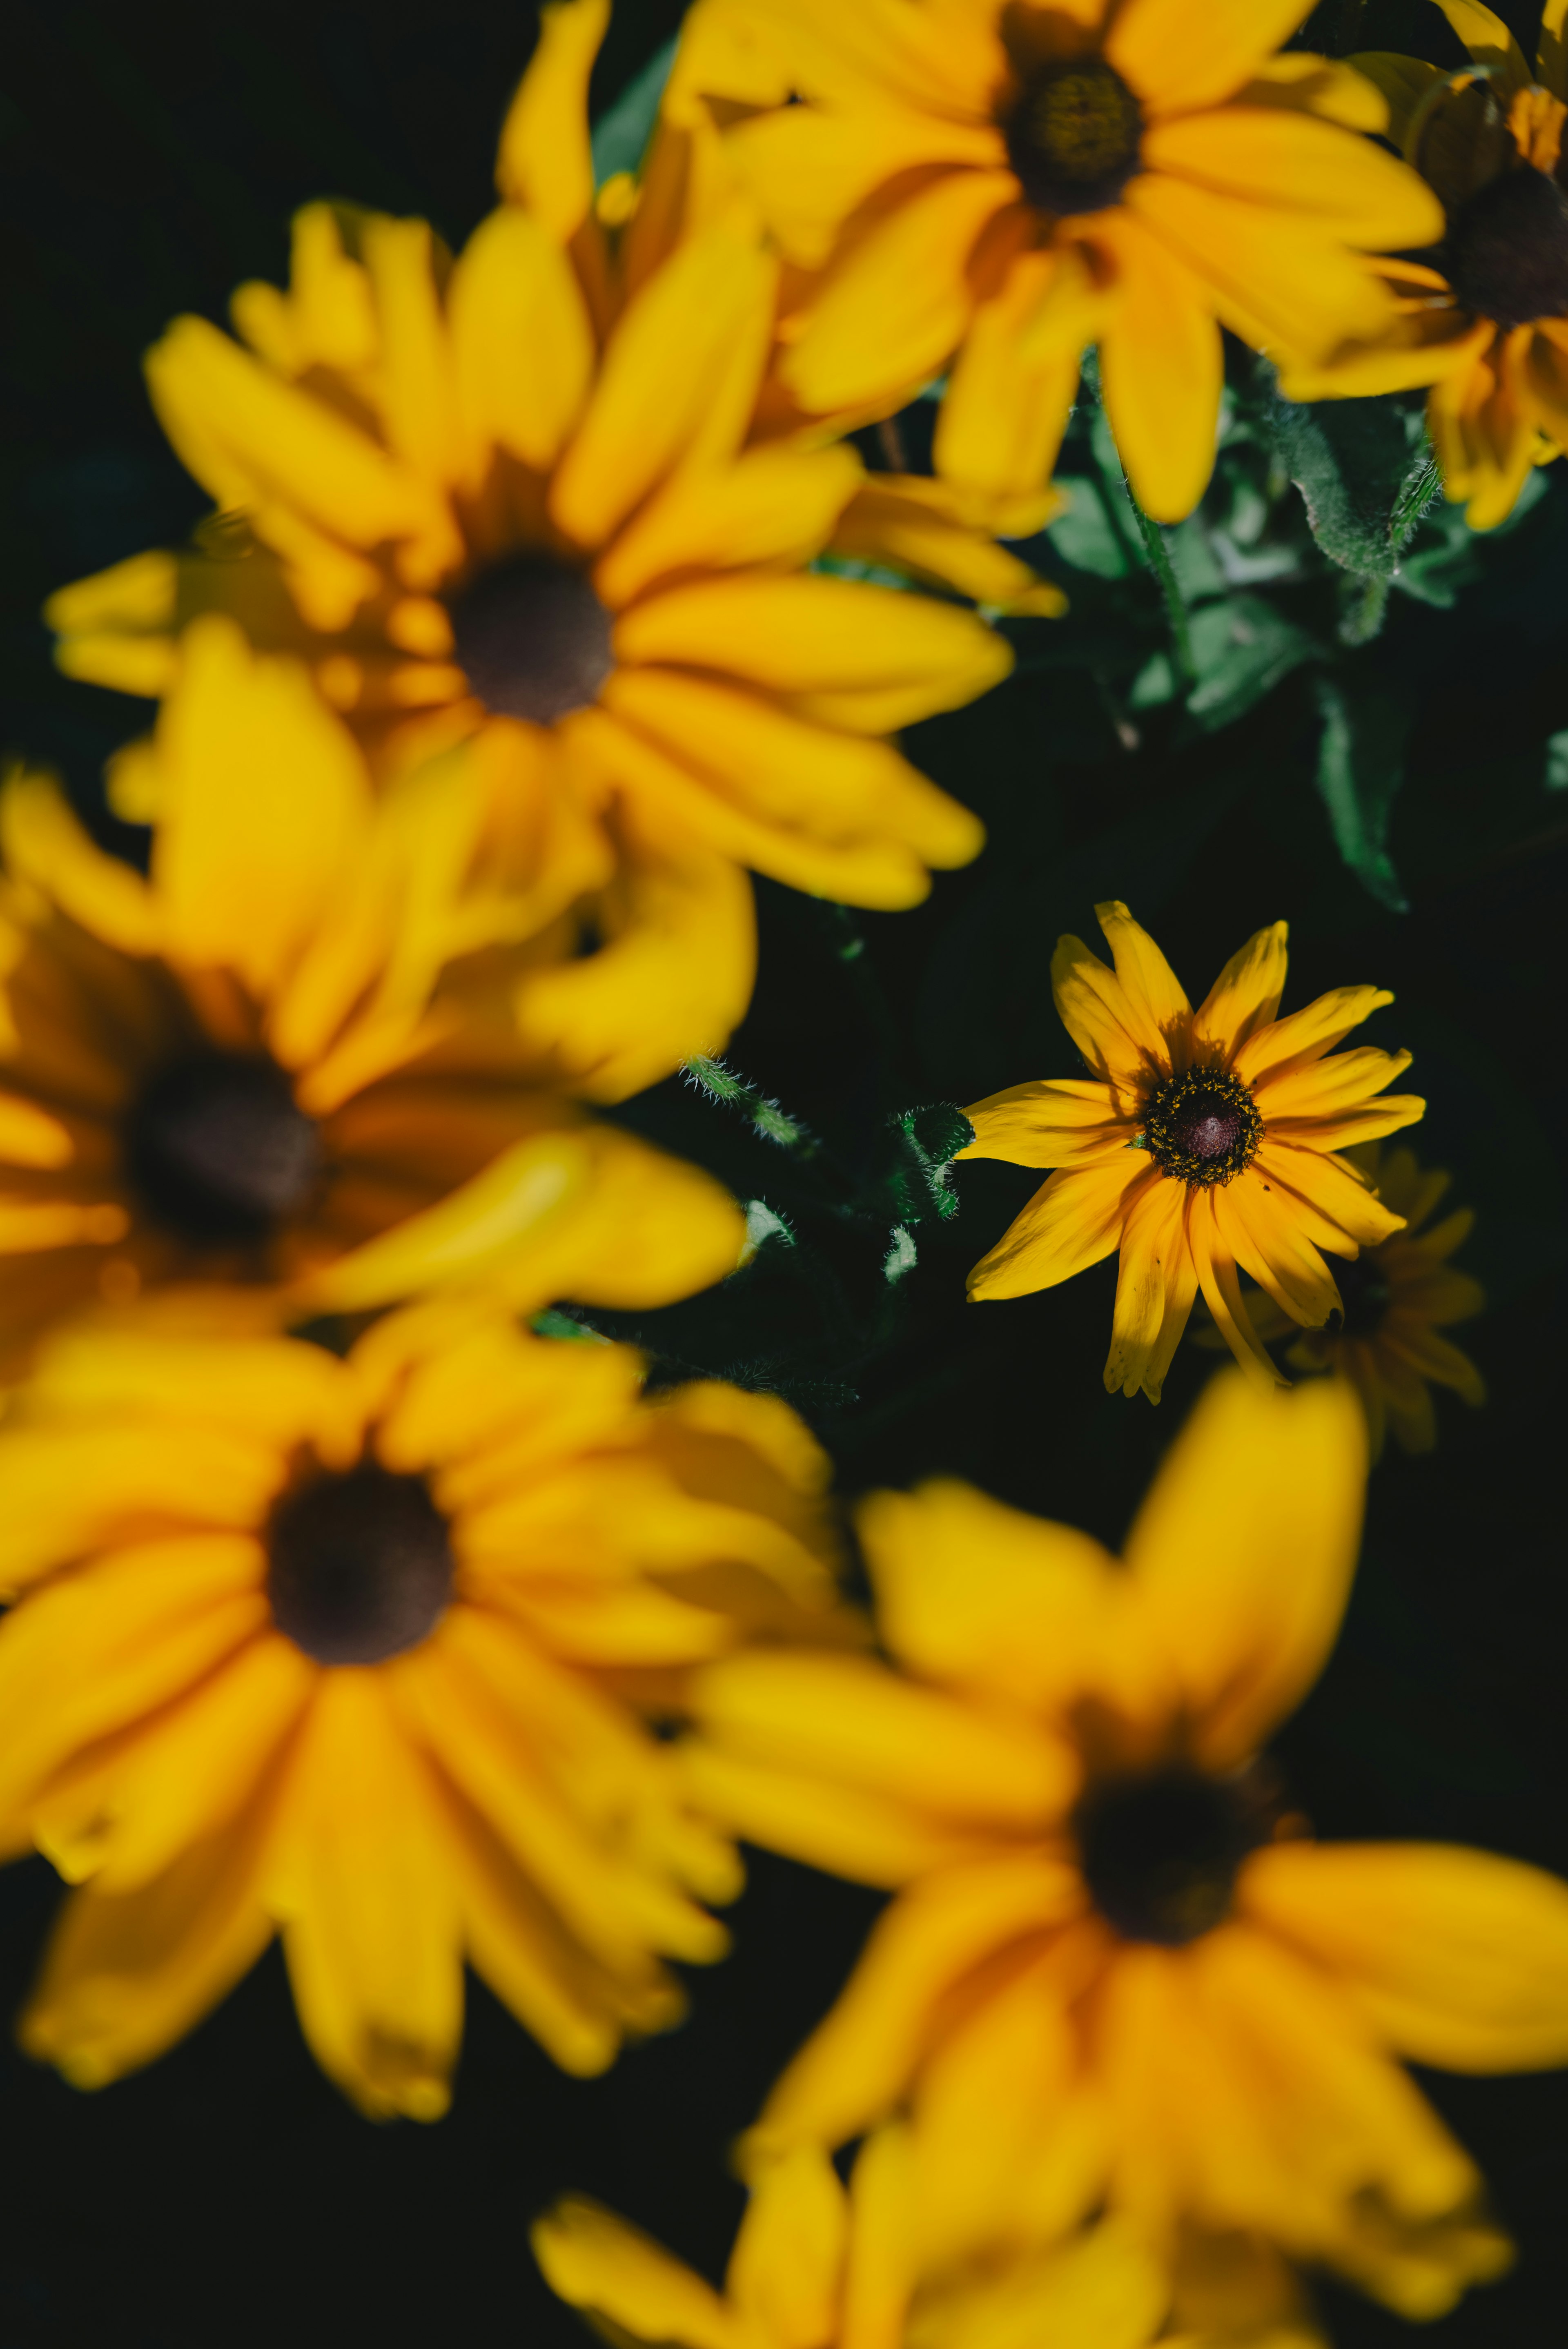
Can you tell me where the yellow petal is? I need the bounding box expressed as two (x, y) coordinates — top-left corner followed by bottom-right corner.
(594, 442), (863, 608)
(960, 1078), (1132, 1170)
(830, 473), (1067, 615)
(1104, 1168), (1195, 1402)
(1143, 108), (1444, 247)
(727, 2144), (848, 2349)
(1243, 1841), (1568, 2071)
(1051, 916), (1177, 1085)
(1096, 211), (1225, 523)
(361, 214), (463, 485)
(679, 1741), (975, 1888)
(1121, 1367), (1367, 1766)
(783, 171), (1018, 413)
(0, 771), (160, 956)
(494, 0), (609, 236)
(1106, 0), (1321, 117)
(935, 245), (1098, 514)
(533, 2196), (745, 2349)
(965, 1158), (1156, 1300)
(1434, 0), (1531, 88)
(1232, 985), (1395, 1086)
(448, 204), (596, 477)
(840, 2126), (916, 2349)
(729, 100), (1004, 268)
(1191, 920), (1289, 1061)
(692, 1651), (1074, 1827)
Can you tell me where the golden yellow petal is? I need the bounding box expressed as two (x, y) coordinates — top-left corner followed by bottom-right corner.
(534, 2196), (746, 2349)
(1143, 107), (1444, 247)
(1243, 1841), (1568, 2071)
(595, 442), (863, 609)
(1050, 918), (1177, 1084)
(935, 245), (1098, 513)
(1231, 984), (1395, 1086)
(1096, 212), (1225, 524)
(1107, 0), (1321, 118)
(965, 1159), (1156, 1302)
(1434, 0), (1531, 88)
(1105, 1167), (1196, 1402)
(494, 0), (609, 236)
(1120, 1366), (1367, 1765)
(361, 214), (463, 487)
(448, 203), (596, 479)
(679, 1743), (983, 1889)
(960, 1077), (1132, 1170)
(727, 100), (1005, 269)
(726, 2144), (848, 2349)
(1, 771), (160, 958)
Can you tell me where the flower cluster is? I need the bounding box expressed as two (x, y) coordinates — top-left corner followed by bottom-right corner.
(4, 0), (1563, 2341)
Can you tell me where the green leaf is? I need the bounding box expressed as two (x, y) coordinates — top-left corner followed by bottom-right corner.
(530, 1307), (610, 1343)
(590, 35), (675, 185)
(1260, 387), (1441, 632)
(1312, 674), (1411, 912)
(1184, 593), (1318, 732)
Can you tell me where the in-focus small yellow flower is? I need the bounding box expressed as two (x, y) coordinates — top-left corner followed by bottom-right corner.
(1284, 0), (1568, 527)
(1246, 1143), (1486, 1458)
(686, 1371), (1568, 2322)
(685, 0), (1443, 520)
(958, 900), (1425, 1398)
(535, 2135), (1186, 2349)
(0, 616), (742, 1370)
(0, 1300), (849, 2115)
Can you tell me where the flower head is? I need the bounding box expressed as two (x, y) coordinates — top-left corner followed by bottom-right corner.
(686, 1371), (1568, 2321)
(0, 1299), (850, 2113)
(686, 0), (1442, 519)
(958, 901), (1425, 1400)
(536, 2135), (1184, 2349)
(1284, 1), (1568, 526)
(0, 616), (742, 1370)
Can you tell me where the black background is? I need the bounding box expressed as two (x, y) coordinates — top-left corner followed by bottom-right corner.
(1, 1), (1565, 2342)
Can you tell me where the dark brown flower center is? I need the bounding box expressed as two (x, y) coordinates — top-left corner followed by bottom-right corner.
(125, 1052), (323, 1243)
(1444, 165), (1568, 328)
(446, 551), (615, 724)
(1328, 1248), (1392, 1338)
(1140, 1066), (1262, 1189)
(1004, 56), (1143, 216)
(1074, 1765), (1267, 1945)
(267, 1462), (455, 1666)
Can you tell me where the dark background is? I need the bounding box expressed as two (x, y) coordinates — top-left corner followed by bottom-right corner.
(1, 1), (1565, 2342)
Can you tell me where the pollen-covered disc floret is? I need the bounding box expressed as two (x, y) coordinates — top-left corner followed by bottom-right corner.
(1004, 57), (1143, 215)
(1140, 1065), (1262, 1190)
(0, 1302), (851, 2116)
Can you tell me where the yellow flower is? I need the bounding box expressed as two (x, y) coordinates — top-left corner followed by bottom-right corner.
(44, 5), (1032, 1094)
(535, 2135), (1188, 2349)
(958, 901), (1425, 1399)
(1282, 1), (1568, 528)
(0, 615), (742, 1371)
(684, 0), (1443, 520)
(686, 1371), (1568, 2322)
(0, 1298), (849, 2115)
(1274, 1143), (1486, 1458)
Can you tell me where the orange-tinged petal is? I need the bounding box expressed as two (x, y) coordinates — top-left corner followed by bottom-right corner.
(1096, 212), (1225, 522)
(1143, 109), (1443, 247)
(1542, 0), (1568, 97)
(783, 171), (1018, 413)
(494, 0), (608, 236)
(1106, 0), (1316, 117)
(1121, 1367), (1367, 1766)
(1243, 1841), (1568, 2072)
(1191, 920), (1289, 1062)
(966, 1158), (1156, 1301)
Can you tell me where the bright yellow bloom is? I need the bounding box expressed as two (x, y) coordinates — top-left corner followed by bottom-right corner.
(535, 2136), (1200, 2349)
(958, 901), (1425, 1400)
(0, 1299), (849, 2115)
(1283, 1), (1568, 528)
(0, 616), (741, 1371)
(1273, 1143), (1486, 1458)
(686, 1371), (1568, 2322)
(44, 4), (1041, 1090)
(684, 0), (1443, 520)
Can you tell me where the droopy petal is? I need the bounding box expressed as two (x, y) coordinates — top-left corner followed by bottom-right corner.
(20, 1808), (275, 2089)
(966, 1159), (1156, 1301)
(783, 171), (1019, 412)
(1107, 0), (1319, 118)
(533, 2197), (746, 2349)
(692, 1652), (1074, 1828)
(1096, 212), (1225, 524)
(151, 615), (373, 1004)
(1104, 1167), (1194, 1402)
(1121, 1368), (1367, 1767)
(752, 1854), (1085, 2150)
(494, 0), (608, 237)
(1242, 1842), (1568, 2071)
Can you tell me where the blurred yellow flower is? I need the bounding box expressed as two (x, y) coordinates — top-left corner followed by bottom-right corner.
(0, 1299), (849, 2115)
(686, 1371), (1568, 2321)
(959, 901), (1424, 1398)
(1256, 1144), (1486, 1458)
(536, 2135), (1189, 2349)
(0, 616), (742, 1370)
(1285, 0), (1568, 527)
(685, 0), (1441, 520)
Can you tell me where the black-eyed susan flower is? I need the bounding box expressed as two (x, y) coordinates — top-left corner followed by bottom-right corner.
(535, 2135), (1190, 2349)
(0, 615), (742, 1371)
(1270, 1143), (1486, 1458)
(685, 1371), (1568, 2323)
(45, 5), (1030, 991)
(684, 0), (1443, 520)
(1284, 2), (1568, 527)
(958, 901), (1424, 1399)
(0, 1299), (850, 2115)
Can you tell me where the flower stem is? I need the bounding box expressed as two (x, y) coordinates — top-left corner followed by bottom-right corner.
(1123, 490), (1197, 692)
